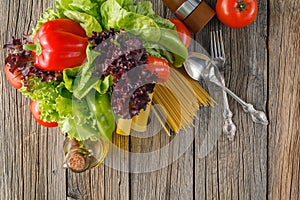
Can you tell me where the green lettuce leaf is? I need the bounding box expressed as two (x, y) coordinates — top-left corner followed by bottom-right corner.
(94, 75), (113, 94)
(149, 14), (176, 30)
(56, 96), (100, 141)
(143, 42), (175, 63)
(72, 46), (100, 99)
(56, 0), (100, 19)
(125, 1), (175, 30)
(125, 1), (154, 16)
(56, 0), (102, 36)
(19, 78), (64, 122)
(63, 66), (80, 92)
(63, 46), (112, 99)
(63, 10), (102, 36)
(100, 0), (161, 42)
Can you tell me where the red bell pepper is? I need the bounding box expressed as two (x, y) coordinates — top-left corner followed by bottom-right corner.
(24, 19), (88, 72)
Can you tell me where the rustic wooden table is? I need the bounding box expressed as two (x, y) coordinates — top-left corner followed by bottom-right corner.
(0, 0), (299, 199)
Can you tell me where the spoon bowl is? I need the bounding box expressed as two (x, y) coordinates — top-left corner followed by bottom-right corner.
(184, 52), (211, 81)
(184, 52), (269, 126)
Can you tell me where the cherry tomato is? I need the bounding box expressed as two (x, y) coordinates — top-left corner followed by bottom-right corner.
(30, 100), (58, 128)
(4, 65), (22, 89)
(146, 56), (170, 83)
(216, 0), (258, 28)
(169, 18), (191, 48)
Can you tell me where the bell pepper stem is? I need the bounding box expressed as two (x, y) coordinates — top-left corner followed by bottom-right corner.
(23, 41), (42, 56)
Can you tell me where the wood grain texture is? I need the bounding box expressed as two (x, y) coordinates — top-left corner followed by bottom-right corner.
(0, 1), (67, 200)
(193, 1), (269, 200)
(130, 1), (194, 199)
(268, 0), (300, 199)
(0, 0), (299, 199)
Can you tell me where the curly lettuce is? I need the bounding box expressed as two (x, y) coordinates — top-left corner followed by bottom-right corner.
(19, 78), (64, 122)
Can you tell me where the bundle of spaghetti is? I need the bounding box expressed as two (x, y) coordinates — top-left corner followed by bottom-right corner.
(115, 67), (214, 135)
(153, 68), (199, 133)
(176, 67), (214, 106)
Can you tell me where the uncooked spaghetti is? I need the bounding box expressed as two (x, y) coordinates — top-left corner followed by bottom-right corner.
(115, 67), (214, 135)
(176, 67), (214, 106)
(153, 67), (213, 133)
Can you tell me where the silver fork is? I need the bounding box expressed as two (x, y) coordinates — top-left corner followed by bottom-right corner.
(210, 30), (237, 141)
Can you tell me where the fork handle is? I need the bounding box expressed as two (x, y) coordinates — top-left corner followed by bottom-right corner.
(223, 109), (236, 141)
(211, 75), (269, 126)
(206, 65), (269, 125)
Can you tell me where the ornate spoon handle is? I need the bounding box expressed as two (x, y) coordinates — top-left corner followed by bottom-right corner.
(216, 82), (268, 125)
(208, 67), (269, 126)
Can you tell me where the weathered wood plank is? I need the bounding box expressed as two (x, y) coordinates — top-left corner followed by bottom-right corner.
(129, 1), (194, 199)
(129, 107), (172, 200)
(130, 126), (194, 200)
(66, 134), (130, 200)
(194, 0), (268, 199)
(268, 0), (300, 199)
(0, 0), (67, 200)
(1, 0), (300, 199)
(104, 134), (130, 200)
(67, 170), (97, 199)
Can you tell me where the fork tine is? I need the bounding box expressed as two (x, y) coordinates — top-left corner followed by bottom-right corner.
(210, 31), (215, 58)
(214, 32), (219, 58)
(215, 30), (222, 58)
(218, 30), (225, 58)
(212, 31), (218, 58)
(211, 30), (226, 59)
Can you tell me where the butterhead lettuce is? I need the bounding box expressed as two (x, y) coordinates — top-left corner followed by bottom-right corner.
(100, 0), (161, 42)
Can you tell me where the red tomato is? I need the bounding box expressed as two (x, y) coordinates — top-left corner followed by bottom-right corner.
(4, 65), (22, 89)
(169, 18), (191, 48)
(216, 0), (258, 28)
(146, 56), (170, 83)
(30, 100), (58, 128)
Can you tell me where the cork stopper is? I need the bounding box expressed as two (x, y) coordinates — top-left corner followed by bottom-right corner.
(68, 153), (86, 172)
(183, 2), (215, 33)
(162, 0), (215, 33)
(64, 148), (90, 173)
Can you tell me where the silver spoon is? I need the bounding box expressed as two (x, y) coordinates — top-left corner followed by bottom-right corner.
(184, 52), (269, 126)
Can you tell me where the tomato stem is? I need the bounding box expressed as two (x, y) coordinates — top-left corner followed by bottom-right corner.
(233, 0), (249, 12)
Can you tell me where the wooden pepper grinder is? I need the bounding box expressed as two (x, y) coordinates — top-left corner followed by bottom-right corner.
(162, 0), (215, 33)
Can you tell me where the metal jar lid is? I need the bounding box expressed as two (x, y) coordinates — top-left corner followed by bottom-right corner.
(174, 0), (202, 21)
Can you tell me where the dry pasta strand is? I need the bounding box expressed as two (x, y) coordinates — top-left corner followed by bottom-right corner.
(153, 67), (214, 133)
